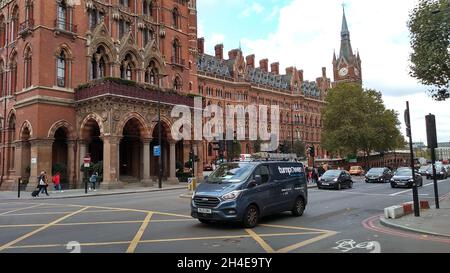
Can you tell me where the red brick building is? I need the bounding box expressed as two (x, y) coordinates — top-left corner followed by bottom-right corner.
(0, 0), (200, 190)
(196, 41), (331, 165)
(0, 1), (362, 190)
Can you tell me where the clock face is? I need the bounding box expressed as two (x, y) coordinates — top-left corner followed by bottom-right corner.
(339, 67), (348, 76)
(354, 68), (360, 76)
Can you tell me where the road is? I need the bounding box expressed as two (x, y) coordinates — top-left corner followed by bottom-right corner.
(0, 176), (449, 253)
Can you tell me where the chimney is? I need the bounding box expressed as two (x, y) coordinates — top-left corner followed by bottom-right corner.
(197, 38), (204, 54)
(215, 44), (224, 59)
(286, 66), (294, 75)
(322, 67), (327, 78)
(259, 59), (268, 72)
(246, 54), (255, 69)
(270, 62), (279, 75)
(299, 69), (304, 82)
(228, 49), (239, 60)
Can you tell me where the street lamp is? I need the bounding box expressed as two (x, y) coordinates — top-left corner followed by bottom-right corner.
(157, 73), (168, 189)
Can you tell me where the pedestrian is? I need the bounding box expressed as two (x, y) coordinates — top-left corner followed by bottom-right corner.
(53, 172), (63, 193)
(89, 172), (98, 191)
(312, 167), (319, 184)
(37, 171), (49, 196)
(307, 167), (313, 184)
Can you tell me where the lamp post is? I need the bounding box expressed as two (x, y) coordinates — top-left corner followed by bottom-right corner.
(157, 73), (168, 189)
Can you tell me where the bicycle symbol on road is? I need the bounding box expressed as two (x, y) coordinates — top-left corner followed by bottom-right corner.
(333, 239), (381, 253)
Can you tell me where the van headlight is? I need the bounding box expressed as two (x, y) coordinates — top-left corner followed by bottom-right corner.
(333, 178), (338, 182)
(191, 191), (196, 199)
(221, 190), (242, 201)
(409, 179), (414, 182)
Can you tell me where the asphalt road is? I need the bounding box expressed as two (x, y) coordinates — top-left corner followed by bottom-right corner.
(0, 176), (449, 253)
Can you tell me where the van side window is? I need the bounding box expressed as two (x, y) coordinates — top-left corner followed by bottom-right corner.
(254, 165), (271, 184)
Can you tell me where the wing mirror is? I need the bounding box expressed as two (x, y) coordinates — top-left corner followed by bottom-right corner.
(248, 175), (262, 188)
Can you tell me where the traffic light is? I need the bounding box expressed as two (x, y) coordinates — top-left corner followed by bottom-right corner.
(426, 114), (437, 149)
(309, 145), (315, 157)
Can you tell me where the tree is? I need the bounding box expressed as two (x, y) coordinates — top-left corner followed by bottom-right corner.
(279, 140), (292, 154)
(293, 140), (306, 158)
(253, 137), (262, 153)
(408, 0), (450, 101)
(227, 140), (242, 160)
(322, 83), (405, 164)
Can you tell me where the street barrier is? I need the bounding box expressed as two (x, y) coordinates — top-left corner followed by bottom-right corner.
(384, 200), (430, 219)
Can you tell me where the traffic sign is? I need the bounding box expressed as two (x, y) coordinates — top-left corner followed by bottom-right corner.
(154, 145), (161, 157)
(83, 155), (91, 168)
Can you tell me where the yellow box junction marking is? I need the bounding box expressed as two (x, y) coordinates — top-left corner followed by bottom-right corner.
(0, 206), (90, 252)
(126, 212), (154, 253)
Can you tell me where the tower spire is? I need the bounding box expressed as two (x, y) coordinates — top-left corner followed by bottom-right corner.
(339, 6), (353, 61)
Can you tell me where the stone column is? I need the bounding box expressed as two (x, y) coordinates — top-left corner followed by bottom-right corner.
(194, 141), (204, 178)
(167, 141), (178, 184)
(26, 139), (53, 191)
(67, 140), (76, 189)
(141, 138), (153, 187)
(102, 136), (123, 189)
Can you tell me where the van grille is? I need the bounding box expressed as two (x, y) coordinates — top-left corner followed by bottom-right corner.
(194, 196), (220, 208)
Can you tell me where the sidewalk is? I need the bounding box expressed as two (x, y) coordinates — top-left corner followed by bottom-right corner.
(0, 183), (187, 201)
(380, 194), (450, 238)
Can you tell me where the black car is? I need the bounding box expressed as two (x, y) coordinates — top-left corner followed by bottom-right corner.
(365, 167), (392, 183)
(317, 170), (353, 190)
(390, 168), (423, 188)
(425, 164), (448, 180)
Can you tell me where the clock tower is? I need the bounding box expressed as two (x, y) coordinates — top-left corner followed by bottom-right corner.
(333, 8), (362, 86)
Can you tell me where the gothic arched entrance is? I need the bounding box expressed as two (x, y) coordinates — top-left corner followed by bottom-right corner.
(150, 121), (171, 179)
(119, 118), (144, 183)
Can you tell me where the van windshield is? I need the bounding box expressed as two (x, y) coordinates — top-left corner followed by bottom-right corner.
(206, 163), (254, 183)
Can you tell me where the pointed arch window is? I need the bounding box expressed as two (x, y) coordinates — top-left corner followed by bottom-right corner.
(57, 51), (66, 87)
(57, 1), (67, 30)
(0, 16), (5, 48)
(0, 61), (4, 98)
(173, 76), (182, 91)
(91, 46), (108, 80)
(24, 47), (33, 88)
(172, 8), (180, 29)
(12, 6), (19, 40)
(145, 61), (159, 85)
(172, 39), (181, 64)
(120, 54), (134, 81)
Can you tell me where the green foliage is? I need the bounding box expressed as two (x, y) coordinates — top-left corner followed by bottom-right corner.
(408, 0), (450, 100)
(279, 140), (292, 154)
(227, 140), (242, 160)
(322, 83), (405, 158)
(293, 140), (306, 158)
(253, 137), (262, 153)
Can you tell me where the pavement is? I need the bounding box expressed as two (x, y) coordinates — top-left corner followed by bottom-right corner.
(0, 183), (188, 201)
(380, 194), (450, 238)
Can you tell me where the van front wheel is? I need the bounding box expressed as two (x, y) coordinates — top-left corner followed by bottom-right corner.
(243, 205), (259, 228)
(292, 197), (305, 217)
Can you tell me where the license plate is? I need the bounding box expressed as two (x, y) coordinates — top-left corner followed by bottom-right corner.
(397, 182), (405, 185)
(322, 183), (329, 186)
(198, 208), (212, 214)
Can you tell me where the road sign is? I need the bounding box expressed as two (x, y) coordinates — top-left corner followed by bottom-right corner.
(154, 145), (161, 157)
(83, 156), (91, 168)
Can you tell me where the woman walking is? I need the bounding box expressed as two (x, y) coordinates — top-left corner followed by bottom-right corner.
(37, 171), (49, 196)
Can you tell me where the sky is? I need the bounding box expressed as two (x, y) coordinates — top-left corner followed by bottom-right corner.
(197, 0), (450, 144)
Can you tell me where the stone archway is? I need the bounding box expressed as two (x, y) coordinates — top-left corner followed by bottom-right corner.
(20, 125), (31, 184)
(119, 118), (144, 183)
(52, 127), (69, 188)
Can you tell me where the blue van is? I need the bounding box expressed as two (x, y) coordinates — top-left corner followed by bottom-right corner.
(191, 161), (308, 228)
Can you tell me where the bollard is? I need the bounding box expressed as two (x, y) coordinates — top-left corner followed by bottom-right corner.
(18, 178), (21, 198)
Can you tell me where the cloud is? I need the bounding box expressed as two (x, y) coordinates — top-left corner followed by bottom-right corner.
(241, 2), (265, 17)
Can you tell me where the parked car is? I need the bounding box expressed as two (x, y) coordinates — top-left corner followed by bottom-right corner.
(417, 165), (429, 176)
(317, 170), (353, 190)
(349, 166), (365, 176)
(203, 164), (213, 171)
(390, 168), (423, 188)
(191, 161), (308, 228)
(426, 164), (448, 180)
(365, 167), (392, 183)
